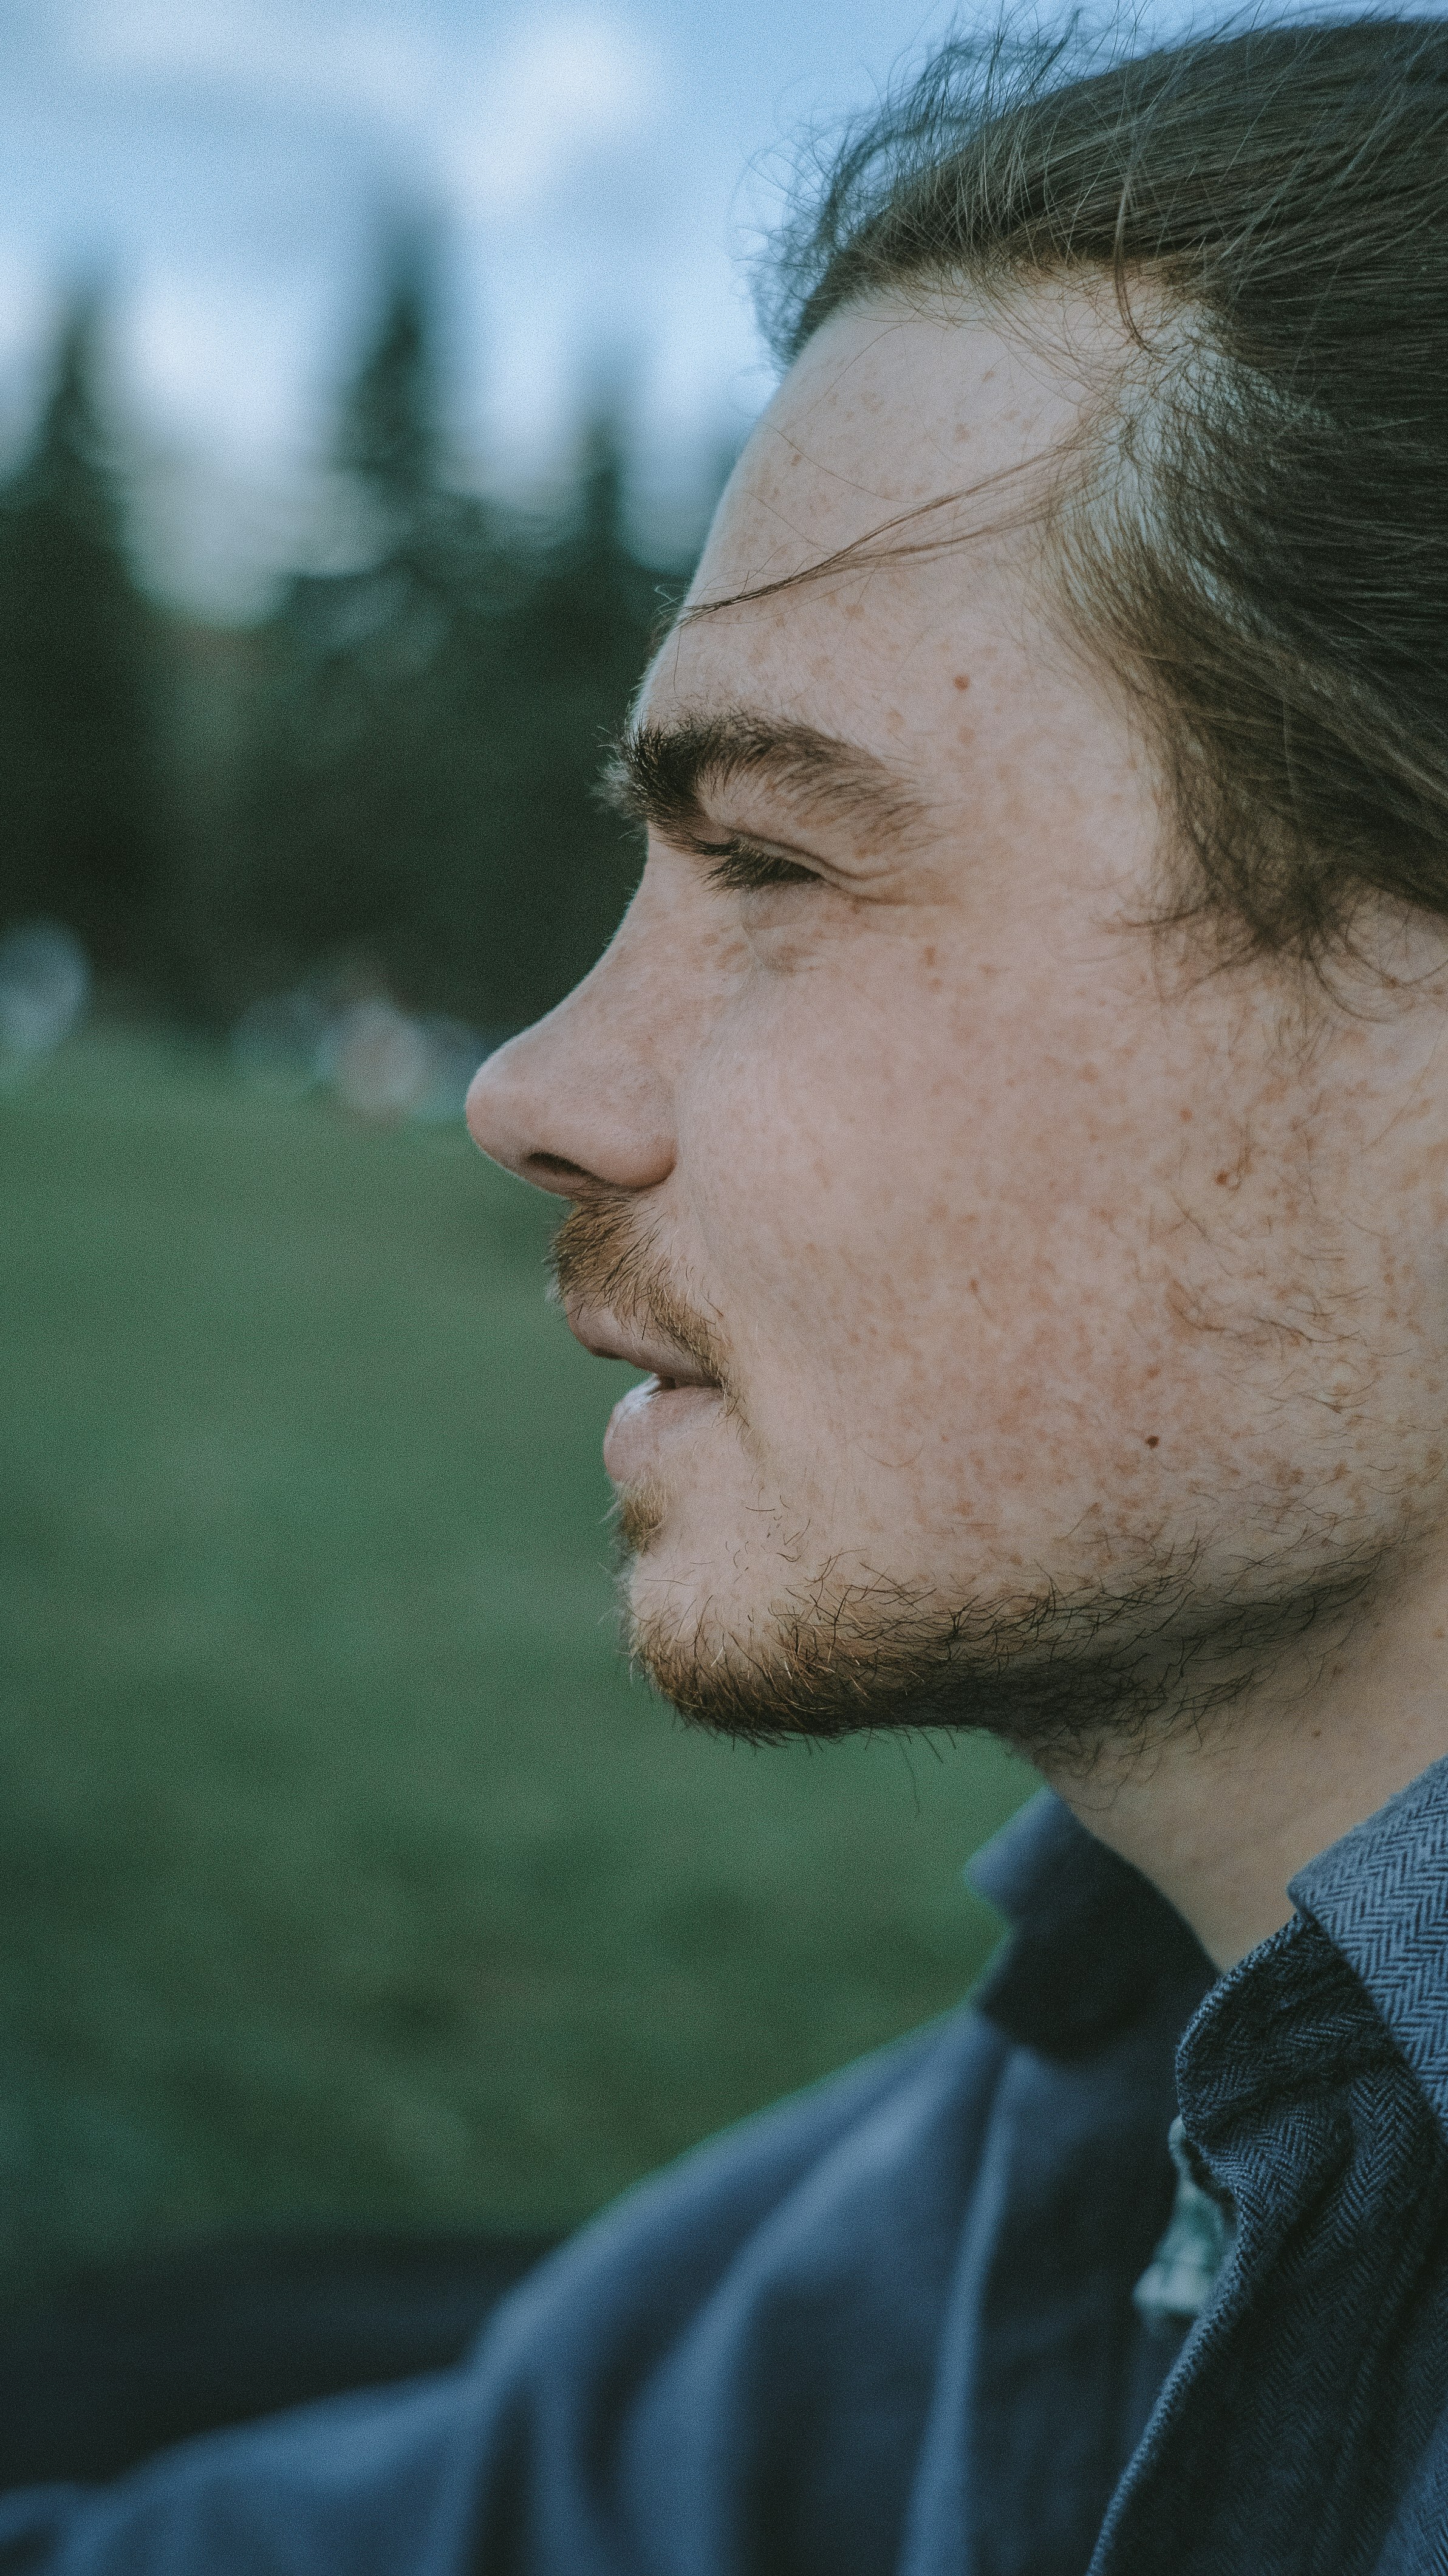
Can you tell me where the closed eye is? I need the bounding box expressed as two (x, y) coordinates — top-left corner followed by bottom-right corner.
(698, 838), (821, 894)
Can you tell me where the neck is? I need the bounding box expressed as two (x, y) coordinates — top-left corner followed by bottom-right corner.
(1047, 1555), (1448, 1971)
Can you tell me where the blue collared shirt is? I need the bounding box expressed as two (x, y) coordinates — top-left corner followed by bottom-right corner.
(8, 1758), (1448, 2573)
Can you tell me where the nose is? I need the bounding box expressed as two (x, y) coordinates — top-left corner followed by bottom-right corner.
(466, 943), (675, 1199)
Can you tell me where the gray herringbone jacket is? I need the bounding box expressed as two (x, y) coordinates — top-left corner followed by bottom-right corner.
(7, 1769), (1448, 2572)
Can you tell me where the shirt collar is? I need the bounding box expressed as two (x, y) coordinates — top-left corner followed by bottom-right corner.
(967, 1790), (1213, 2058)
(970, 1751), (1448, 2132)
(1289, 1747), (1448, 2141)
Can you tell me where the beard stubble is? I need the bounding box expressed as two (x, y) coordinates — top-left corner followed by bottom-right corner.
(548, 1196), (1380, 1773)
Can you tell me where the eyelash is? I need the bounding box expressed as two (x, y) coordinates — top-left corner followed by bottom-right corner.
(700, 839), (819, 894)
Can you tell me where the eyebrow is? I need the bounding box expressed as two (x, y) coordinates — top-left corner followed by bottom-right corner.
(598, 708), (934, 857)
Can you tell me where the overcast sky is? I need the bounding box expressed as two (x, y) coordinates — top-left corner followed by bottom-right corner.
(0, 0), (961, 601)
(0, 0), (1339, 611)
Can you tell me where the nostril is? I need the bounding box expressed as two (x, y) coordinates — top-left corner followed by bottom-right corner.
(524, 1151), (595, 1189)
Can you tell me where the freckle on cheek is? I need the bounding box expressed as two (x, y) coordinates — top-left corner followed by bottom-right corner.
(952, 673), (971, 691)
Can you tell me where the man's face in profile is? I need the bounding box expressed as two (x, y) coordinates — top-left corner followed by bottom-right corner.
(468, 292), (1448, 1756)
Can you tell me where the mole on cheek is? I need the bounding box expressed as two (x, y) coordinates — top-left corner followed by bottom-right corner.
(952, 674), (971, 691)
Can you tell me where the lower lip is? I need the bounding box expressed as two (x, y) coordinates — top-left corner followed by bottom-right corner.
(603, 1375), (723, 1480)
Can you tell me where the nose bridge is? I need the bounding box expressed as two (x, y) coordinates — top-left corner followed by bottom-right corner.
(466, 880), (679, 1194)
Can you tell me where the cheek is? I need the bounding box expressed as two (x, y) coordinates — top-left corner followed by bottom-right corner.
(652, 920), (1448, 1613)
(669, 944), (1411, 1562)
(678, 952), (1172, 1448)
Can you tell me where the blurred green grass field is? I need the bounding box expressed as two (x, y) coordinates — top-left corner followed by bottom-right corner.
(0, 1032), (1034, 2303)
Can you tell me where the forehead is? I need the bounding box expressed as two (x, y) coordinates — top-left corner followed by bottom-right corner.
(641, 290), (1108, 739)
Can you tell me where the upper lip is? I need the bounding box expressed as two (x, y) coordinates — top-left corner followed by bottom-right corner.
(562, 1302), (720, 1389)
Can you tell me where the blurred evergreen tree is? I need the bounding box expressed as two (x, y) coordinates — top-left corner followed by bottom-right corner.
(0, 293), (166, 978)
(241, 232), (657, 1032)
(241, 230), (488, 997)
(487, 410), (661, 1011)
(335, 241), (442, 524)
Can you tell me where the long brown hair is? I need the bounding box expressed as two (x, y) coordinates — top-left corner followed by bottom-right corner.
(757, 15), (1448, 968)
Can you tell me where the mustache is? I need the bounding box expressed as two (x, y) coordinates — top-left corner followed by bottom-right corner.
(548, 1196), (733, 1392)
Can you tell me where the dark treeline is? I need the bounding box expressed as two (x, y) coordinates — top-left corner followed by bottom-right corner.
(0, 239), (711, 1037)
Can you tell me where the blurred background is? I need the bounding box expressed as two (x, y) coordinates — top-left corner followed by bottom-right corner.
(0, 0), (1044, 2427)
